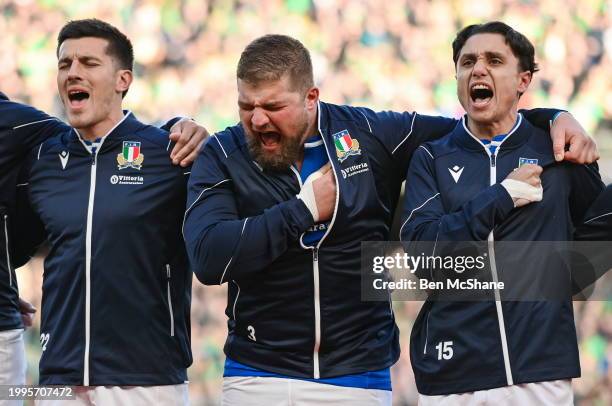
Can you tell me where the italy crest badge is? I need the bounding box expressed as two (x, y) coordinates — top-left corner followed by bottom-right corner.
(117, 141), (144, 170)
(333, 130), (361, 162)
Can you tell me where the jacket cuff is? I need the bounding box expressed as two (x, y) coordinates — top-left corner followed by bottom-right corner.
(492, 183), (515, 222)
(287, 197), (317, 231)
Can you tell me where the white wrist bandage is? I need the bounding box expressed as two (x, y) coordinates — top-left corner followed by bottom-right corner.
(297, 168), (326, 222)
(501, 179), (543, 207)
(298, 181), (319, 222)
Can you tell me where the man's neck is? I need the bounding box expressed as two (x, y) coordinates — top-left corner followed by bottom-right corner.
(467, 111), (518, 140)
(77, 108), (125, 141)
(295, 106), (320, 171)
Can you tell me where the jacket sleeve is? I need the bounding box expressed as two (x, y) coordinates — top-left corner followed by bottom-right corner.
(0, 98), (68, 172)
(357, 107), (561, 177)
(159, 117), (183, 131)
(567, 162), (604, 226)
(357, 109), (457, 176)
(12, 152), (47, 268)
(575, 184), (612, 241)
(183, 137), (315, 285)
(399, 145), (515, 244)
(519, 108), (564, 131)
(570, 184), (611, 293)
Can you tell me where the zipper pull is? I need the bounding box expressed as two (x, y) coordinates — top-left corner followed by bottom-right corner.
(166, 264), (171, 279)
(313, 248), (319, 262)
(491, 153), (497, 168)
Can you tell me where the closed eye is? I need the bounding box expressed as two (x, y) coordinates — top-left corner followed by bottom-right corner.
(263, 105), (284, 112)
(58, 59), (71, 70)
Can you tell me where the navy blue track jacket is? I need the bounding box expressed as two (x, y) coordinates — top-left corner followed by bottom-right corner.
(571, 185), (612, 290)
(0, 93), (66, 331)
(17, 112), (192, 385)
(400, 115), (604, 395)
(183, 101), (563, 380)
(576, 185), (612, 240)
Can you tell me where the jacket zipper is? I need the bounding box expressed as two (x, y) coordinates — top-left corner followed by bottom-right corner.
(312, 248), (321, 378)
(291, 165), (323, 377)
(83, 149), (99, 386)
(463, 116), (516, 386)
(73, 115), (129, 386)
(309, 102), (340, 379)
(166, 264), (175, 337)
(487, 152), (513, 386)
(3, 214), (12, 287)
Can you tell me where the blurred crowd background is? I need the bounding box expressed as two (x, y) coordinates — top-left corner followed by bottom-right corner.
(3, 0), (611, 405)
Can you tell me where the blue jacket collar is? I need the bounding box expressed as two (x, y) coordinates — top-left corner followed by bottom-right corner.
(453, 113), (532, 153)
(66, 111), (145, 153)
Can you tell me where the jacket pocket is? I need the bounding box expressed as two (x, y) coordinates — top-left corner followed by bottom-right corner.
(165, 264), (175, 337)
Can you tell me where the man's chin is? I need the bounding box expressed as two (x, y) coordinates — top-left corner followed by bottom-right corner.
(66, 115), (90, 131)
(247, 134), (302, 172)
(260, 143), (282, 154)
(248, 145), (292, 171)
(254, 155), (292, 172)
(467, 107), (495, 124)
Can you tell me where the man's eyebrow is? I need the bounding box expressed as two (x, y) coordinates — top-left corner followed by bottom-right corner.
(459, 51), (506, 61)
(261, 101), (284, 109)
(484, 51), (505, 59)
(58, 55), (103, 64)
(459, 52), (477, 60)
(238, 100), (284, 109)
(79, 55), (103, 63)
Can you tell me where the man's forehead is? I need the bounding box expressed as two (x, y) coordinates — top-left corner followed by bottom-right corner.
(460, 33), (511, 55)
(58, 37), (109, 58)
(237, 76), (297, 100)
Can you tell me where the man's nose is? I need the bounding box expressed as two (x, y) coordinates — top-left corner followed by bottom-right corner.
(251, 108), (270, 129)
(67, 61), (83, 79)
(472, 58), (487, 76)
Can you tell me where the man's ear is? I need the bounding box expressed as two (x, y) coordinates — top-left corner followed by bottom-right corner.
(305, 87), (319, 110)
(305, 86), (319, 111)
(116, 70), (133, 95)
(517, 71), (532, 95)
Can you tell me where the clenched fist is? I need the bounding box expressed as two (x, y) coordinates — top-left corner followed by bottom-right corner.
(312, 164), (336, 222)
(502, 164), (543, 208)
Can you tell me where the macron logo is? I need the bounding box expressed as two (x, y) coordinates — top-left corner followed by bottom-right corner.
(59, 151), (69, 170)
(448, 165), (464, 183)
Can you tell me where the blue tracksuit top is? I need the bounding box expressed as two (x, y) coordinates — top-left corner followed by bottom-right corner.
(16, 112), (192, 386)
(400, 114), (604, 395)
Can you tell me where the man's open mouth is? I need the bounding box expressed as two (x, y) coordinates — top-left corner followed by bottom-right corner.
(470, 83), (493, 106)
(67, 89), (90, 109)
(259, 132), (281, 148)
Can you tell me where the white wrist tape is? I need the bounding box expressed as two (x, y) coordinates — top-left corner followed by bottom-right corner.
(501, 179), (543, 206)
(298, 181), (319, 222)
(297, 168), (326, 222)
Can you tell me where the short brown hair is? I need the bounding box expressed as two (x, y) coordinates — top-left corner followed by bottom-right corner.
(58, 19), (134, 71)
(237, 34), (314, 93)
(453, 21), (539, 74)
